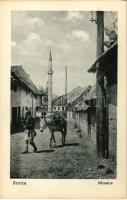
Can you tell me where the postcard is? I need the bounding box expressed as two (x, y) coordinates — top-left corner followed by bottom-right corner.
(0, 0), (126, 199)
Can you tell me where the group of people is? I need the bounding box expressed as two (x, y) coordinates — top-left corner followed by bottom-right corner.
(22, 107), (37, 154)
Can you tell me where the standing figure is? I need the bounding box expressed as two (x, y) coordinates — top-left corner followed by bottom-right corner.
(22, 111), (37, 154)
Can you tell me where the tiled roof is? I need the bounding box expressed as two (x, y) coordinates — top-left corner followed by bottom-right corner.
(52, 86), (83, 106)
(53, 85), (91, 106)
(85, 85), (96, 101)
(11, 65), (40, 94)
(67, 85), (91, 104)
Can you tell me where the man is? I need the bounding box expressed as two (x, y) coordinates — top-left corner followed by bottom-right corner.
(22, 111), (37, 154)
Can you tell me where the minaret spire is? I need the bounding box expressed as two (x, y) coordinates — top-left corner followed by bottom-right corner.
(49, 50), (52, 61)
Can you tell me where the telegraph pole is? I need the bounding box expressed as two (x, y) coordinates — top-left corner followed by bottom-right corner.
(96, 11), (108, 158)
(65, 66), (67, 107)
(65, 66), (67, 134)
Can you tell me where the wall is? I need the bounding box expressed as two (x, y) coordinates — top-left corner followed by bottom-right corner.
(107, 84), (117, 106)
(67, 111), (73, 119)
(11, 83), (37, 132)
(11, 86), (22, 107)
(67, 108), (97, 145)
(66, 83), (117, 159)
(77, 111), (88, 134)
(11, 86), (36, 117)
(107, 84), (117, 159)
(53, 106), (65, 112)
(78, 109), (97, 145)
(20, 89), (33, 109)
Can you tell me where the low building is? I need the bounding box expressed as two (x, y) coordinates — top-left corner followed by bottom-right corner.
(52, 95), (66, 112)
(11, 65), (40, 132)
(52, 86), (91, 118)
(67, 85), (91, 119)
(69, 85), (96, 144)
(52, 87), (83, 113)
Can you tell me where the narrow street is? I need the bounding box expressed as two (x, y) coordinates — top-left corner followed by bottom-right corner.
(11, 119), (116, 179)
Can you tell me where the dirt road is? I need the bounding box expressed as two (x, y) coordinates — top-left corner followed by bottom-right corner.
(11, 119), (116, 179)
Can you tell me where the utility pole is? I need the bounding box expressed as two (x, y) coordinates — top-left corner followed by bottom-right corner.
(65, 66), (67, 133)
(65, 66), (67, 107)
(96, 11), (108, 158)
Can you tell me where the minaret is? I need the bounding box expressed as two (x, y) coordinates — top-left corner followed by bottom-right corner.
(47, 50), (53, 114)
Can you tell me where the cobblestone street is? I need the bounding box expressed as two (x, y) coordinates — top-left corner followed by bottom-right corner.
(11, 119), (116, 179)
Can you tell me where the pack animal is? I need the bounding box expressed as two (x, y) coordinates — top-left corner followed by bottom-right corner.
(40, 114), (67, 148)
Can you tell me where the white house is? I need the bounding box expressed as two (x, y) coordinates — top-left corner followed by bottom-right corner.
(11, 65), (39, 132)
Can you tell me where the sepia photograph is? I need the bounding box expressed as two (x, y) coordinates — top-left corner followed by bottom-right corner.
(10, 10), (118, 179)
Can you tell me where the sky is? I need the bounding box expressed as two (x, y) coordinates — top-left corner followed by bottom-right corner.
(11, 11), (117, 96)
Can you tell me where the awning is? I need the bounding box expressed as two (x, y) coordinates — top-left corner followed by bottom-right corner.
(88, 41), (117, 73)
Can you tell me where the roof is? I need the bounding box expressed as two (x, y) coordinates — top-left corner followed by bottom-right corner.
(72, 85), (96, 111)
(67, 85), (91, 105)
(52, 86), (91, 107)
(52, 86), (83, 106)
(85, 85), (96, 101)
(67, 86), (83, 103)
(11, 65), (40, 94)
(88, 41), (117, 73)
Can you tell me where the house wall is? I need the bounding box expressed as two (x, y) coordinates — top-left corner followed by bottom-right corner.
(11, 83), (37, 132)
(36, 95), (42, 107)
(67, 110), (73, 119)
(107, 84), (117, 159)
(67, 108), (97, 145)
(78, 109), (97, 145)
(53, 105), (65, 112)
(11, 86), (22, 107)
(107, 84), (117, 106)
(76, 111), (87, 133)
(108, 104), (117, 160)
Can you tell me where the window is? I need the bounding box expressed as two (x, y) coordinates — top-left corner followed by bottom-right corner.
(14, 83), (17, 92)
(62, 107), (64, 111)
(11, 81), (14, 91)
(58, 107), (60, 110)
(54, 106), (56, 110)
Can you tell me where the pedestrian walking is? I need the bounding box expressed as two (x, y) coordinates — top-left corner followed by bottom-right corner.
(22, 111), (37, 154)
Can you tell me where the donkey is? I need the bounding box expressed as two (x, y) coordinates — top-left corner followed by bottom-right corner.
(40, 113), (67, 148)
